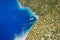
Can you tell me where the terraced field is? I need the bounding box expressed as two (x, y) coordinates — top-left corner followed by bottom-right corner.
(19, 0), (60, 40)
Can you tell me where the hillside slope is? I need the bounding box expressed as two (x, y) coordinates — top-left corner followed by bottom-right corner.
(19, 0), (60, 40)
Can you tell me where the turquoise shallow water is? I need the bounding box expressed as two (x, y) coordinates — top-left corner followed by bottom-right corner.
(0, 0), (37, 40)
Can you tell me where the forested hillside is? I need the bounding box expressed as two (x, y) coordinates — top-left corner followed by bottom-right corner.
(19, 0), (60, 40)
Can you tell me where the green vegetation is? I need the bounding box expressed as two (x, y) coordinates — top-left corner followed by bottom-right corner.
(19, 0), (60, 40)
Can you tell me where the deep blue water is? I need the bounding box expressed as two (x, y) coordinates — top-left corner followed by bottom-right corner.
(0, 0), (37, 40)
